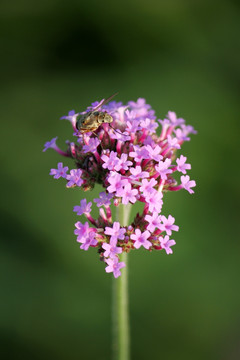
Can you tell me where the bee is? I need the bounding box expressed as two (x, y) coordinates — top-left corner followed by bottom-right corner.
(76, 93), (118, 134)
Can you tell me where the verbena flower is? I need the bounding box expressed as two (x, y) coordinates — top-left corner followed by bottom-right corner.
(44, 96), (196, 278)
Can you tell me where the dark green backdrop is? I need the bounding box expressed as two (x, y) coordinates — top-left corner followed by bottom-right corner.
(1, 1), (240, 359)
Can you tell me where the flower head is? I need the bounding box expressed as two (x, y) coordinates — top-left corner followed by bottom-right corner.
(44, 95), (196, 277)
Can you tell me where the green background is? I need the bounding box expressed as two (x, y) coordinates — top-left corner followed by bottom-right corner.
(1, 1), (240, 359)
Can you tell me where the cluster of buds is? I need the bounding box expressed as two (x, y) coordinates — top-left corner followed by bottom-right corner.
(43, 96), (196, 278)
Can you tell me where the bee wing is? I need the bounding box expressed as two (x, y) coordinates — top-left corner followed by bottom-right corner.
(93, 92), (119, 111)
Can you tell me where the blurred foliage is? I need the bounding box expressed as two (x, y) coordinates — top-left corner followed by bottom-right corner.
(0, 0), (240, 359)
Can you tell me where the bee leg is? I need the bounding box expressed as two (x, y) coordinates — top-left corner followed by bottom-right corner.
(109, 124), (128, 137)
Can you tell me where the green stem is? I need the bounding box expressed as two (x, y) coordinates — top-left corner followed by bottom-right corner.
(112, 204), (131, 360)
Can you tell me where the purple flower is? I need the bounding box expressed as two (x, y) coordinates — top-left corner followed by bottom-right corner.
(176, 155), (191, 174)
(79, 231), (98, 251)
(129, 166), (149, 180)
(66, 169), (83, 187)
(181, 175), (196, 194)
(60, 110), (78, 129)
(143, 136), (155, 146)
(44, 137), (69, 157)
(60, 110), (76, 119)
(174, 128), (190, 142)
(126, 120), (140, 133)
(128, 98), (152, 118)
(110, 129), (131, 142)
(105, 100), (123, 111)
(139, 178), (157, 197)
(43, 137), (58, 152)
(74, 221), (97, 250)
(112, 106), (127, 126)
(107, 172), (129, 195)
(125, 114), (141, 133)
(130, 229), (152, 249)
(159, 215), (179, 235)
(94, 192), (113, 207)
(105, 257), (126, 278)
(158, 118), (170, 128)
(129, 145), (149, 162)
(167, 135), (181, 149)
(50, 162), (68, 179)
(91, 100), (102, 109)
(145, 212), (162, 232)
(101, 151), (120, 171)
(73, 199), (92, 215)
(118, 183), (138, 205)
(145, 190), (163, 213)
(167, 111), (185, 126)
(82, 138), (100, 153)
(128, 98), (151, 110)
(104, 222), (126, 242)
(181, 124), (197, 136)
(140, 118), (158, 133)
(155, 158), (172, 180)
(125, 109), (136, 121)
(102, 238), (122, 258)
(160, 235), (176, 254)
(115, 153), (133, 171)
(145, 144), (163, 162)
(74, 221), (89, 240)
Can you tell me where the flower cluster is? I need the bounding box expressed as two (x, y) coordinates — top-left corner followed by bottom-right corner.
(44, 96), (196, 278)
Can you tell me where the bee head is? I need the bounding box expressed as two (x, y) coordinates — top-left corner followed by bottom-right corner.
(96, 111), (113, 124)
(103, 113), (113, 123)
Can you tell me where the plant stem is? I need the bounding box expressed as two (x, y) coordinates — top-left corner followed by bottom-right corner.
(112, 204), (131, 360)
